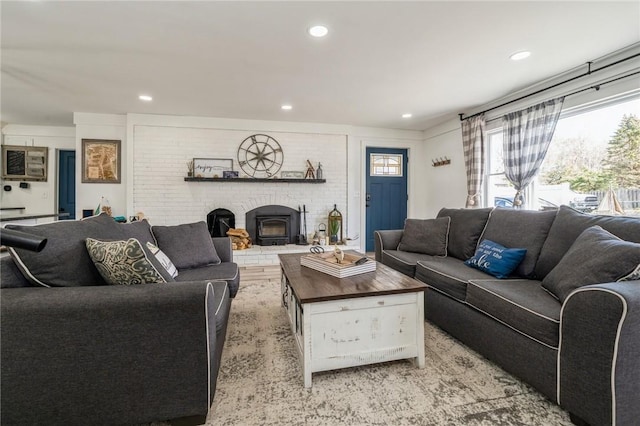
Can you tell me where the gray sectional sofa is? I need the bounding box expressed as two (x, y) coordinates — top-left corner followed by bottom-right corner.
(375, 206), (640, 426)
(1, 213), (240, 425)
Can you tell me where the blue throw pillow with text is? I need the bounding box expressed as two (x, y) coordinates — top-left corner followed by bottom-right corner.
(464, 239), (527, 279)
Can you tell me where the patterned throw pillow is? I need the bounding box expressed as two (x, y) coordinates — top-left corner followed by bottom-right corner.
(146, 242), (179, 278)
(85, 238), (167, 285)
(464, 239), (527, 279)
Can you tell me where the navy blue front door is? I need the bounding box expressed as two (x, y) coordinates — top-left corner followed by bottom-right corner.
(365, 148), (408, 252)
(58, 150), (76, 220)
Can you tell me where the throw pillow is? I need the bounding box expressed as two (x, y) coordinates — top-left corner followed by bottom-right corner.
(464, 239), (527, 279)
(6, 213), (119, 287)
(85, 238), (168, 285)
(534, 205), (640, 279)
(542, 226), (640, 302)
(437, 207), (493, 260)
(151, 221), (221, 269)
(146, 241), (179, 278)
(397, 217), (450, 256)
(479, 207), (557, 278)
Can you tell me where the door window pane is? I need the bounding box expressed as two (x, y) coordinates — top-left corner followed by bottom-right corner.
(370, 153), (403, 176)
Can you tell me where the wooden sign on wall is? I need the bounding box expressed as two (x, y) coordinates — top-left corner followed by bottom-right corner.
(1, 145), (48, 181)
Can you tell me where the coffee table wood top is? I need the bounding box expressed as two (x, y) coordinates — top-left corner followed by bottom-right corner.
(279, 251), (427, 304)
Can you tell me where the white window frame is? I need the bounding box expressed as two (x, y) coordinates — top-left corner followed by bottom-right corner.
(483, 89), (640, 210)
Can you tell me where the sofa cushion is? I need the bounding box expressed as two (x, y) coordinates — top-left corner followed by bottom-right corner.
(415, 256), (494, 301)
(114, 219), (156, 246)
(542, 226), (640, 302)
(381, 250), (434, 277)
(152, 221), (221, 269)
(437, 207), (493, 260)
(534, 205), (640, 279)
(397, 217), (450, 256)
(146, 242), (178, 278)
(466, 279), (561, 348)
(6, 214), (119, 287)
(175, 262), (240, 298)
(85, 238), (169, 285)
(464, 239), (527, 279)
(480, 207), (557, 278)
(0, 257), (32, 289)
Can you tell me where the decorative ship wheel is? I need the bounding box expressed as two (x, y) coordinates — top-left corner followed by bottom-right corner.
(237, 134), (284, 178)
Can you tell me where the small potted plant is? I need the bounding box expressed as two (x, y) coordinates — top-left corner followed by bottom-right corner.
(186, 160), (194, 177)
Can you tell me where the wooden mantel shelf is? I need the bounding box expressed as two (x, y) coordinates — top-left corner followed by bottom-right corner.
(184, 177), (326, 183)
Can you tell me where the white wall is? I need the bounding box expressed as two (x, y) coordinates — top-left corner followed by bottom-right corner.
(74, 113), (127, 219)
(125, 113), (423, 251)
(420, 119), (467, 218)
(1, 125), (75, 216)
(421, 70), (640, 218)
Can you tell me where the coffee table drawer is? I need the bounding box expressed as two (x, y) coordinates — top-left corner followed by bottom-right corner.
(309, 293), (420, 370)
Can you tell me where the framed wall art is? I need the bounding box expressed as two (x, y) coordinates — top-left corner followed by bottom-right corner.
(1, 145), (48, 181)
(193, 158), (233, 178)
(82, 139), (121, 183)
(280, 171), (304, 179)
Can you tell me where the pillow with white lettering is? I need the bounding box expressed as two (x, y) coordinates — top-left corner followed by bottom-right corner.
(464, 239), (527, 279)
(146, 242), (178, 278)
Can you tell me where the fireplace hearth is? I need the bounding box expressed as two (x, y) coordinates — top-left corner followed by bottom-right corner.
(246, 205), (299, 246)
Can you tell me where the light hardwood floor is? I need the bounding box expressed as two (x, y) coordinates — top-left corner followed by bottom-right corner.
(239, 251), (374, 285)
(239, 265), (281, 285)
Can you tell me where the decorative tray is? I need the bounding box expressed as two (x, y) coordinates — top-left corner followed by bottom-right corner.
(300, 252), (376, 278)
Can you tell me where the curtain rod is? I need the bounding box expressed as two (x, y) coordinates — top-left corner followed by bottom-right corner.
(459, 52), (640, 122)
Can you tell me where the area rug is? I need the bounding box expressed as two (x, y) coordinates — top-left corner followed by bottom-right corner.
(207, 280), (572, 425)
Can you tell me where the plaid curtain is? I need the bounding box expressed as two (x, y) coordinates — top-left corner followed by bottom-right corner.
(462, 114), (486, 208)
(502, 97), (564, 208)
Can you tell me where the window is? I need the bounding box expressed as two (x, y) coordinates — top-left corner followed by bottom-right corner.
(370, 153), (403, 176)
(485, 92), (640, 215)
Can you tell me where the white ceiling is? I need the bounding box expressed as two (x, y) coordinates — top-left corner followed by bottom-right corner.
(2, 1), (639, 131)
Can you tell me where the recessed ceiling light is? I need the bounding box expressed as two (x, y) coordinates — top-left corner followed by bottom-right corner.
(510, 51), (531, 61)
(402, 113), (412, 118)
(281, 105), (293, 110)
(308, 25), (328, 38)
(139, 95), (153, 101)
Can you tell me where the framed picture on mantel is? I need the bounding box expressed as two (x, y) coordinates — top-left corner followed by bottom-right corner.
(193, 158), (233, 178)
(82, 139), (121, 183)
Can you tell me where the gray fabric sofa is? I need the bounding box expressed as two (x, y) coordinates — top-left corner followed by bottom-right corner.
(375, 206), (640, 426)
(0, 214), (240, 425)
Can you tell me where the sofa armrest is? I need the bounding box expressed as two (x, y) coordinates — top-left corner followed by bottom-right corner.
(374, 229), (404, 262)
(1, 281), (217, 425)
(558, 280), (640, 426)
(212, 236), (233, 263)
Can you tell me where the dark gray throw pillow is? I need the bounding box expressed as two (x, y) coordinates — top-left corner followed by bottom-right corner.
(397, 217), (450, 256)
(6, 214), (119, 287)
(115, 219), (156, 246)
(480, 207), (557, 278)
(542, 226), (640, 302)
(534, 205), (640, 279)
(151, 221), (221, 269)
(437, 207), (493, 260)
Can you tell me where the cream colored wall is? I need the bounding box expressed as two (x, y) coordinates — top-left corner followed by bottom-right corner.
(1, 125), (75, 216)
(74, 113), (127, 220)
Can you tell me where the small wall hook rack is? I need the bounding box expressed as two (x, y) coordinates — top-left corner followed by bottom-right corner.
(432, 157), (451, 167)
